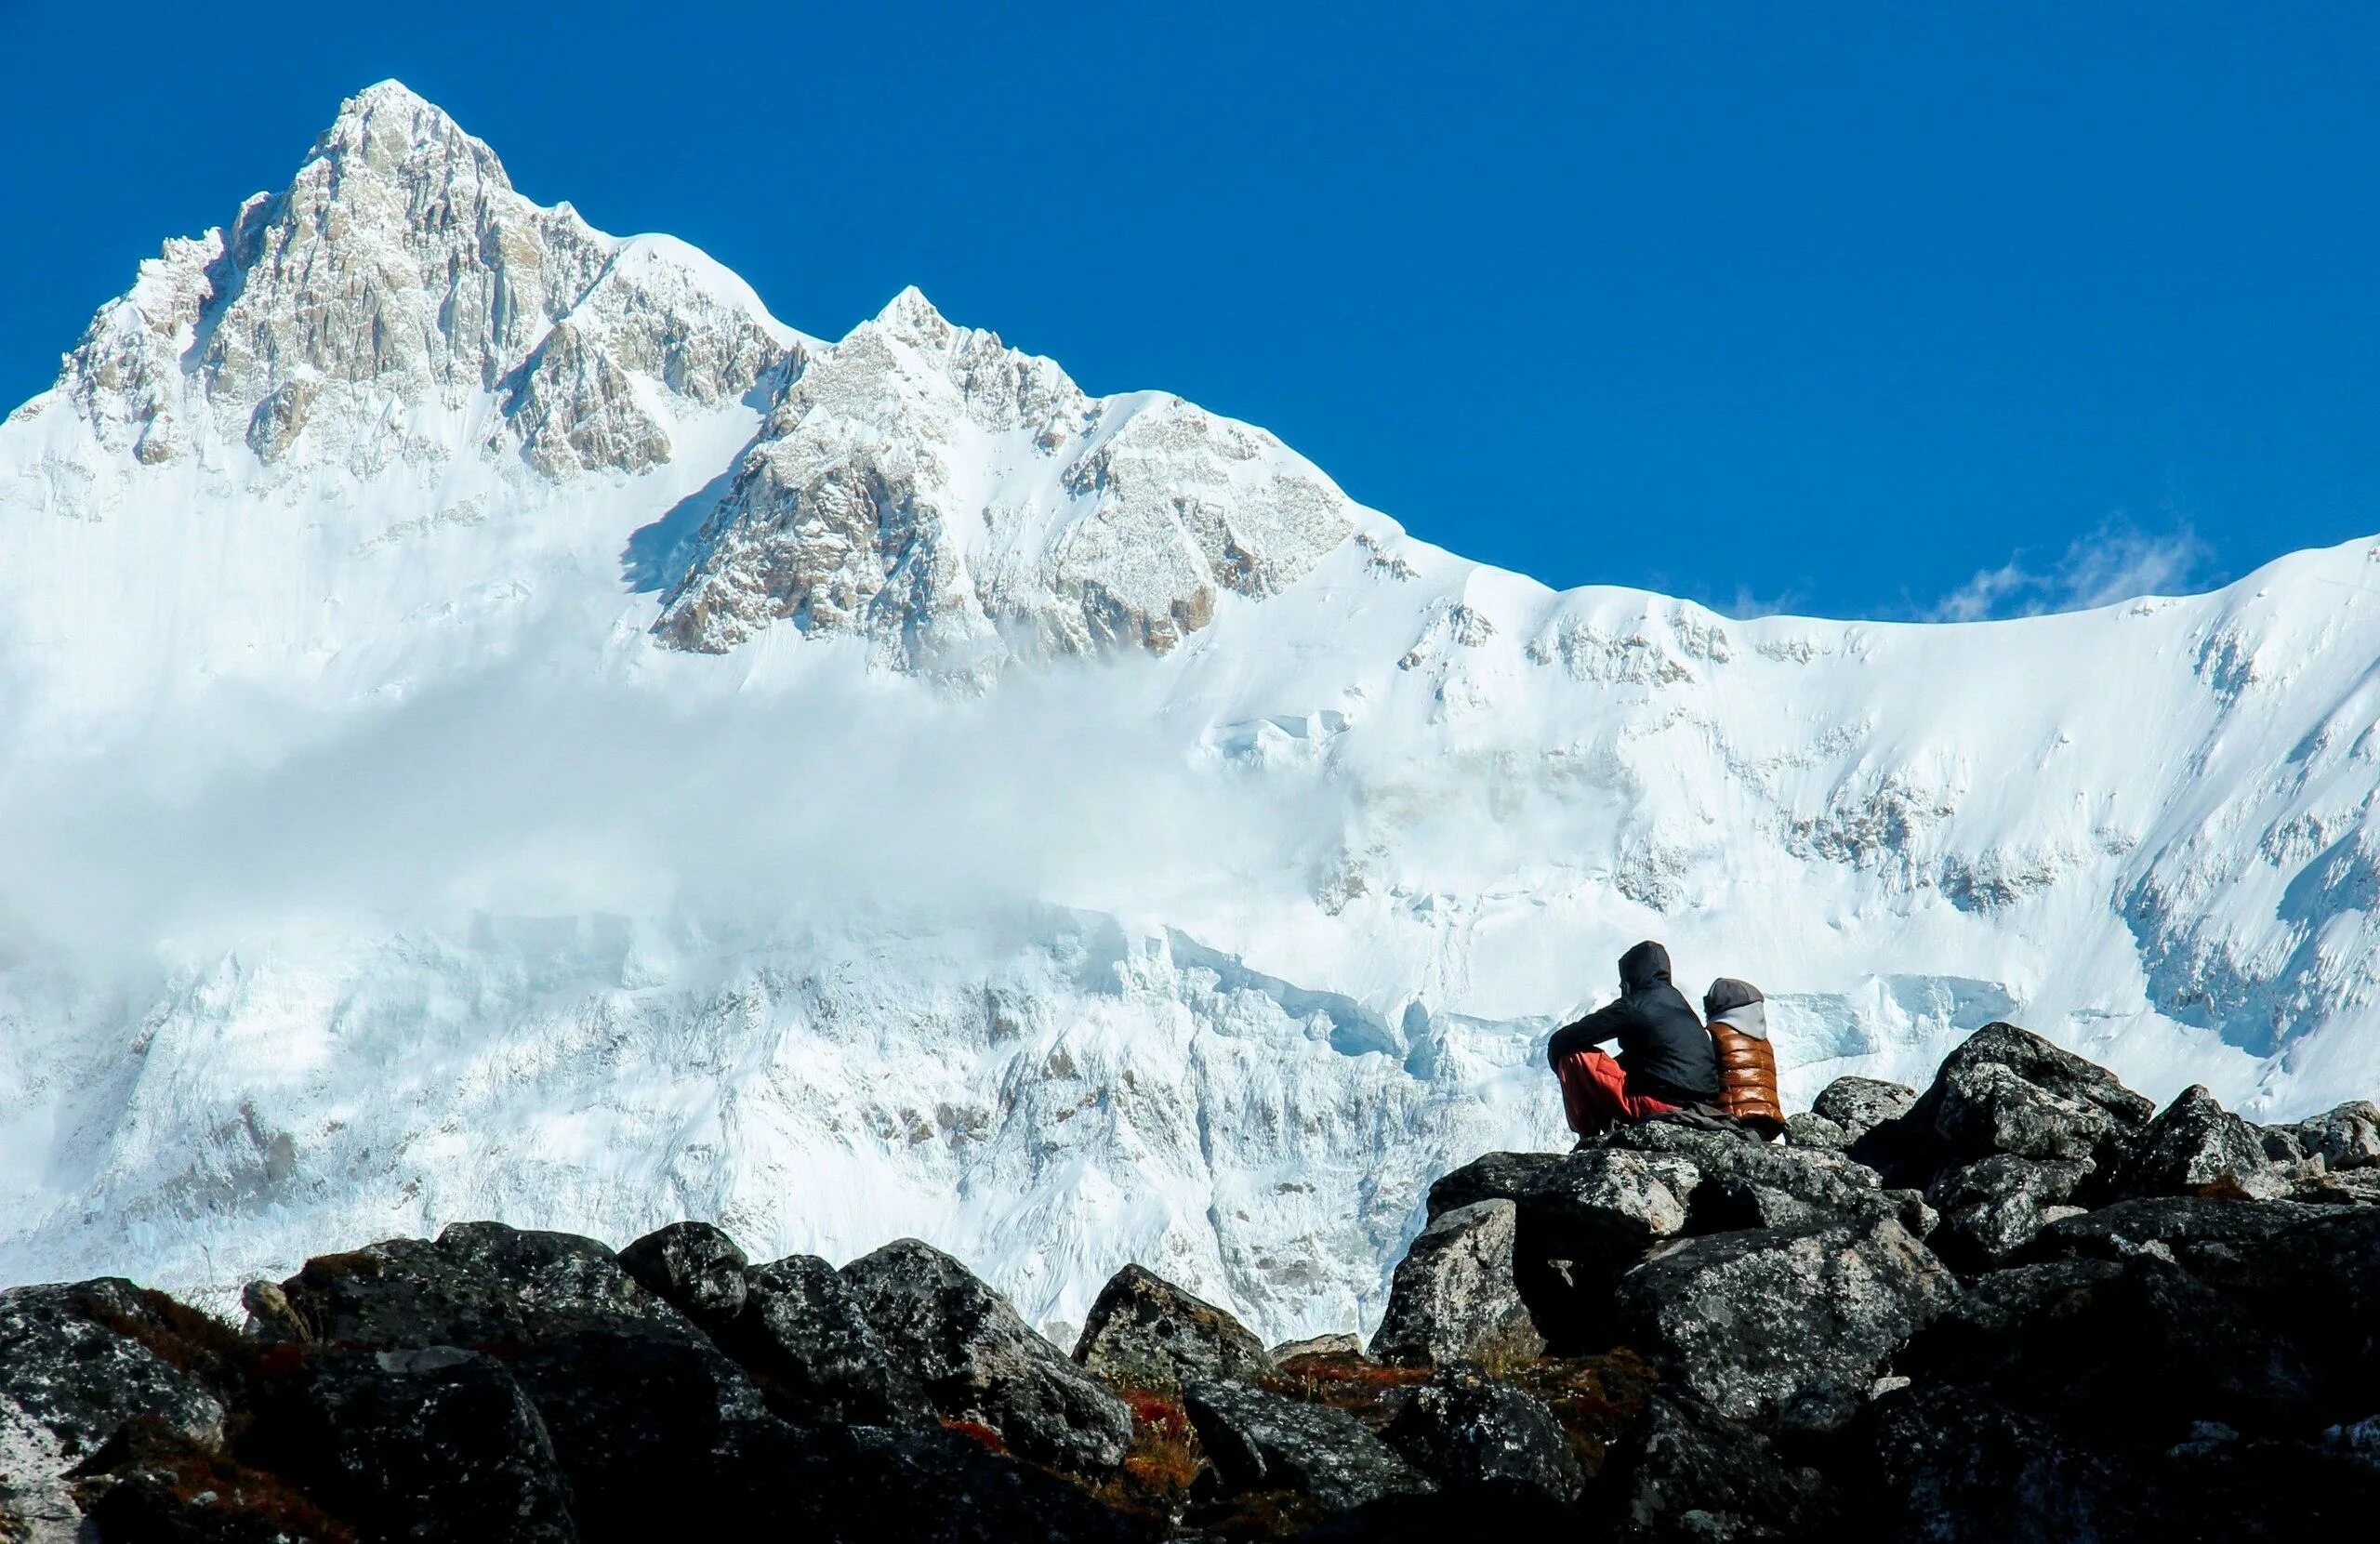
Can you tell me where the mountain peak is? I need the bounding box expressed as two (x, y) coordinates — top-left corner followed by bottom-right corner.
(309, 78), (509, 192)
(872, 284), (956, 346)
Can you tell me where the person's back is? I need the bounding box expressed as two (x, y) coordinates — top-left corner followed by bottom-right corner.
(1546, 940), (1721, 1139)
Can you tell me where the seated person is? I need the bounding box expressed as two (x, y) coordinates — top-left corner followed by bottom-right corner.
(1545, 940), (1722, 1142)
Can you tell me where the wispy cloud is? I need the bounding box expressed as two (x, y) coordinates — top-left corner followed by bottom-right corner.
(1923, 517), (2215, 623)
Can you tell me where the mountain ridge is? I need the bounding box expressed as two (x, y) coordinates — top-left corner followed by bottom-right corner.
(3, 80), (2377, 1345)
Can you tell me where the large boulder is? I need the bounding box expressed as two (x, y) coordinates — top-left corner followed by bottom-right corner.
(1183, 1379), (1431, 1511)
(271, 1221), (686, 1350)
(841, 1239), (1132, 1473)
(1603, 1393), (1831, 1542)
(2110, 1086), (2275, 1199)
(1609, 1216), (1956, 1432)
(1423, 1149), (1699, 1353)
(1925, 1155), (2090, 1270)
(2291, 1100), (2380, 1171)
(1369, 1201), (1541, 1367)
(1072, 1263), (1271, 1391)
(616, 1221), (749, 1328)
(2025, 1195), (2326, 1287)
(258, 1345), (575, 1543)
(1857, 1023), (2154, 1186)
(1815, 1076), (1920, 1135)
(1380, 1362), (1584, 1503)
(0, 1281), (229, 1540)
(1788, 1076), (1920, 1153)
(725, 1254), (920, 1426)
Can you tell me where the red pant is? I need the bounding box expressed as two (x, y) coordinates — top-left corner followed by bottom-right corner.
(1555, 1049), (1681, 1137)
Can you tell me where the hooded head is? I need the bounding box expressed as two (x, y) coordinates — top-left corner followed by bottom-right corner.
(1704, 976), (1768, 1040)
(1618, 940), (1672, 996)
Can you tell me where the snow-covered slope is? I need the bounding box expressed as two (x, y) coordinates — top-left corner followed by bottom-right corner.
(4, 82), (2377, 1342)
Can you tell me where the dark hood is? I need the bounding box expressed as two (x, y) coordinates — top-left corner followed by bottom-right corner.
(1618, 940), (1673, 996)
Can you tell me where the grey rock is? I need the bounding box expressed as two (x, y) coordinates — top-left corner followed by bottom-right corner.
(1610, 1216), (1957, 1432)
(1864, 1387), (2155, 1542)
(1369, 1200), (1541, 1367)
(2112, 1085), (2273, 1199)
(1183, 1379), (1432, 1511)
(1933, 1060), (2119, 1163)
(617, 1221), (749, 1327)
(1926, 1155), (2091, 1270)
(499, 1327), (813, 1541)
(1273, 1332), (1363, 1361)
(1811, 1076), (1919, 1136)
(1381, 1362), (1584, 1504)
(2294, 1100), (2380, 1171)
(1858, 1023), (2153, 1185)
(1608, 1393), (1829, 1542)
(1423, 1152), (1574, 1219)
(2027, 1196), (2327, 1287)
(0, 1281), (228, 1539)
(1073, 1262), (1272, 1390)
(729, 1254), (920, 1426)
(274, 1221), (688, 1350)
(841, 1238), (1132, 1472)
(269, 1345), (575, 1543)
(1785, 1110), (1853, 1151)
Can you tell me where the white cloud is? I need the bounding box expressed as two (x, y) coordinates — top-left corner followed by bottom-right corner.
(1924, 518), (2215, 623)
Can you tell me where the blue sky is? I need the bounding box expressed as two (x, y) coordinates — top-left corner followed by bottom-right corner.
(5, 2), (2375, 619)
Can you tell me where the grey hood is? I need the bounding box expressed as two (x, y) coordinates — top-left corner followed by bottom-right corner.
(1703, 976), (1767, 1041)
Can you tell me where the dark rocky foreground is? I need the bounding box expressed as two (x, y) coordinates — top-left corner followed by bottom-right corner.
(5, 1023), (2377, 1541)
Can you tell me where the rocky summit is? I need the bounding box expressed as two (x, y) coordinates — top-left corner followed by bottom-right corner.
(3, 1021), (2375, 1540)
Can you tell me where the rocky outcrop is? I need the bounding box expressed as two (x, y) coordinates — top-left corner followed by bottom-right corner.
(841, 1238), (1133, 1473)
(6, 1026), (2376, 1541)
(1072, 1263), (1272, 1391)
(0, 1281), (229, 1538)
(649, 289), (1353, 669)
(1368, 1201), (1540, 1367)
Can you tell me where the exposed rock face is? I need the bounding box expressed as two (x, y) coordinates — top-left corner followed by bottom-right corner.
(1381, 1362), (1584, 1503)
(840, 1238), (1132, 1472)
(271, 1221), (686, 1350)
(49, 80), (790, 482)
(729, 1254), (921, 1427)
(1273, 1333), (1362, 1361)
(1368, 1201), (1541, 1367)
(651, 287), (1354, 669)
(1183, 1379), (1432, 1511)
(0, 1281), (228, 1538)
(1608, 1216), (1956, 1432)
(2112, 1085), (2275, 1198)
(1072, 1263), (1272, 1391)
(617, 1220), (749, 1328)
(263, 1345), (575, 1543)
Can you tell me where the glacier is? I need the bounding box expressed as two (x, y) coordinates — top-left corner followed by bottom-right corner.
(4, 80), (2379, 1343)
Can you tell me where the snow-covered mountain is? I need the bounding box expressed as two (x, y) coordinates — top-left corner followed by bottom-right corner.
(5, 82), (2377, 1342)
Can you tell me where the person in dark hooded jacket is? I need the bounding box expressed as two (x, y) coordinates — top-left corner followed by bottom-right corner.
(1545, 940), (1721, 1139)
